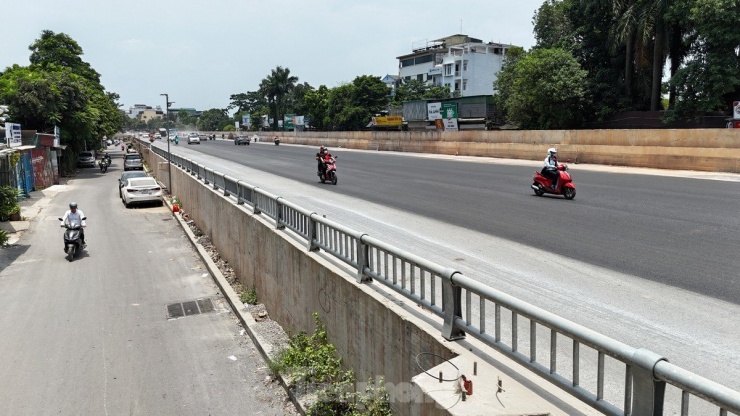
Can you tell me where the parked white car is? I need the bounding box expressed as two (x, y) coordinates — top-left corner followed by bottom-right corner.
(187, 133), (201, 145)
(121, 177), (163, 208)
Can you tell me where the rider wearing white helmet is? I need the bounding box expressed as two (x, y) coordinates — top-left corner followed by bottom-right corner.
(542, 148), (559, 190)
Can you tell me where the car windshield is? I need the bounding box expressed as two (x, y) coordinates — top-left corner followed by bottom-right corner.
(126, 155), (141, 160)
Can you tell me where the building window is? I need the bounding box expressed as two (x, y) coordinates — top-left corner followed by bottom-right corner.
(454, 81), (460, 91)
(444, 64), (453, 76)
(417, 74), (424, 81)
(462, 79), (467, 90)
(463, 60), (468, 71)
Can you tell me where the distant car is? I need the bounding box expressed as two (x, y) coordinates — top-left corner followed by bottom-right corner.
(187, 133), (201, 145)
(118, 171), (149, 198)
(121, 177), (163, 208)
(153, 133), (161, 140)
(76, 151), (96, 168)
(234, 136), (250, 145)
(123, 153), (144, 171)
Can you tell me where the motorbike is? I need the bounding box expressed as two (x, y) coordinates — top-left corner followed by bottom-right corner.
(318, 156), (338, 185)
(531, 164), (576, 199)
(274, 136), (280, 146)
(59, 216), (87, 262)
(99, 159), (109, 173)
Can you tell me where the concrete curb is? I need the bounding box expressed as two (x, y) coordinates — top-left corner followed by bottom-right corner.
(163, 198), (306, 416)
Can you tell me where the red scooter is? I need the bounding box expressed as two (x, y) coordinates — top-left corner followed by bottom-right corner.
(531, 164), (576, 199)
(318, 156), (338, 185)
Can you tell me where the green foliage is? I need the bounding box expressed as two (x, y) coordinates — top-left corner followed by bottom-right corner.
(222, 124), (235, 131)
(197, 108), (229, 131)
(270, 313), (392, 416)
(239, 285), (258, 305)
(278, 313), (343, 384)
(0, 229), (9, 247)
(0, 186), (21, 221)
(0, 31), (124, 175)
(392, 79), (451, 104)
(495, 48), (588, 129)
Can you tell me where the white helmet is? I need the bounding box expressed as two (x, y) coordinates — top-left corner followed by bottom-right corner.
(548, 148), (557, 157)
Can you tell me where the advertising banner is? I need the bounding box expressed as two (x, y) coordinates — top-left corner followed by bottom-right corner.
(733, 101), (740, 120)
(295, 115), (305, 126)
(372, 116), (403, 126)
(284, 114), (294, 130)
(5, 123), (22, 147)
(441, 103), (458, 131)
(427, 102), (441, 120)
(241, 114), (251, 127)
(54, 125), (60, 148)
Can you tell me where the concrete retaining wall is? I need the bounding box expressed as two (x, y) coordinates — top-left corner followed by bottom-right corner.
(266, 129), (740, 173)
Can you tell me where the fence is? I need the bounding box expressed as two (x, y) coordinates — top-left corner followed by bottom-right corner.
(144, 139), (740, 416)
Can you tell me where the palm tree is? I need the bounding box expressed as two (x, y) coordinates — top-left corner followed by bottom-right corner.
(259, 66), (298, 130)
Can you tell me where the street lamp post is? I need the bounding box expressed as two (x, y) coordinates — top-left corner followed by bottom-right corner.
(160, 93), (172, 194)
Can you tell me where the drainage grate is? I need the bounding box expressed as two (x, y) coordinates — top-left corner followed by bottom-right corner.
(167, 298), (215, 319)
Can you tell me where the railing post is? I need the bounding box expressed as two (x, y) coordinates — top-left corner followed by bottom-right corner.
(441, 271), (465, 340)
(631, 348), (667, 416)
(308, 213), (319, 252)
(212, 171), (220, 190)
(275, 197), (285, 230)
(356, 234), (371, 283)
(236, 181), (244, 205)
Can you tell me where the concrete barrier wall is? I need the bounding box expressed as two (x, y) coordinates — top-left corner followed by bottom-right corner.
(142, 148), (458, 416)
(265, 129), (740, 173)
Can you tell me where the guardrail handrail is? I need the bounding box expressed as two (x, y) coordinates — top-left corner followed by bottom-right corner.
(137, 138), (740, 416)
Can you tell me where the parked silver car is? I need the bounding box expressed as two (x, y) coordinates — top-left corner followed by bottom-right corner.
(123, 153), (143, 171)
(76, 151), (95, 168)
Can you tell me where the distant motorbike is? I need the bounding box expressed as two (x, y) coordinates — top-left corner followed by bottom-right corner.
(59, 216), (87, 262)
(99, 159), (109, 173)
(531, 164), (576, 199)
(318, 156), (338, 185)
(274, 136), (280, 146)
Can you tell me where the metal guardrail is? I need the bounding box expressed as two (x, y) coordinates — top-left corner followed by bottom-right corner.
(142, 139), (740, 416)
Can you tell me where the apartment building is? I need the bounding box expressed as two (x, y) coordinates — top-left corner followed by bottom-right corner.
(396, 34), (515, 97)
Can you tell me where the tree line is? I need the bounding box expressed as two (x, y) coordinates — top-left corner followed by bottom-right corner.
(0, 31), (126, 174)
(494, 0), (740, 129)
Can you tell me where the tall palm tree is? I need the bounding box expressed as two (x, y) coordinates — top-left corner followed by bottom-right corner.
(259, 66), (298, 130)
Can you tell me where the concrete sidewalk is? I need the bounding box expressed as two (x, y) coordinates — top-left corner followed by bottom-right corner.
(0, 184), (68, 246)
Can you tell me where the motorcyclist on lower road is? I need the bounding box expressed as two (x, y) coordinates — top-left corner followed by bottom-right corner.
(60, 202), (86, 249)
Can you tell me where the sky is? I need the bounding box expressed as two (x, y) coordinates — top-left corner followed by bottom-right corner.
(3, 0), (543, 113)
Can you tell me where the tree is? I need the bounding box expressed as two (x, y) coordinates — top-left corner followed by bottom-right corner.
(325, 76), (389, 131)
(494, 48), (588, 129)
(259, 66), (298, 130)
(28, 30), (101, 83)
(197, 108), (229, 131)
(668, 0), (740, 119)
(304, 85), (330, 130)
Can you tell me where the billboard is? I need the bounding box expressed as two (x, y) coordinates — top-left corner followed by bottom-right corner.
(441, 103), (458, 131)
(372, 116), (403, 126)
(284, 114), (294, 130)
(733, 101), (740, 120)
(241, 114), (251, 127)
(427, 102), (441, 120)
(5, 123), (22, 147)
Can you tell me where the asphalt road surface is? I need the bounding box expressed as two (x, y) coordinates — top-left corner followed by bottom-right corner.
(0, 153), (297, 415)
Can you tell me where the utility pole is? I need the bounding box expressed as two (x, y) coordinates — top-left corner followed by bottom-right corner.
(160, 94), (172, 193)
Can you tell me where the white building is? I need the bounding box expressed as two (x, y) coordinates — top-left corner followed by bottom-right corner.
(396, 34), (514, 97)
